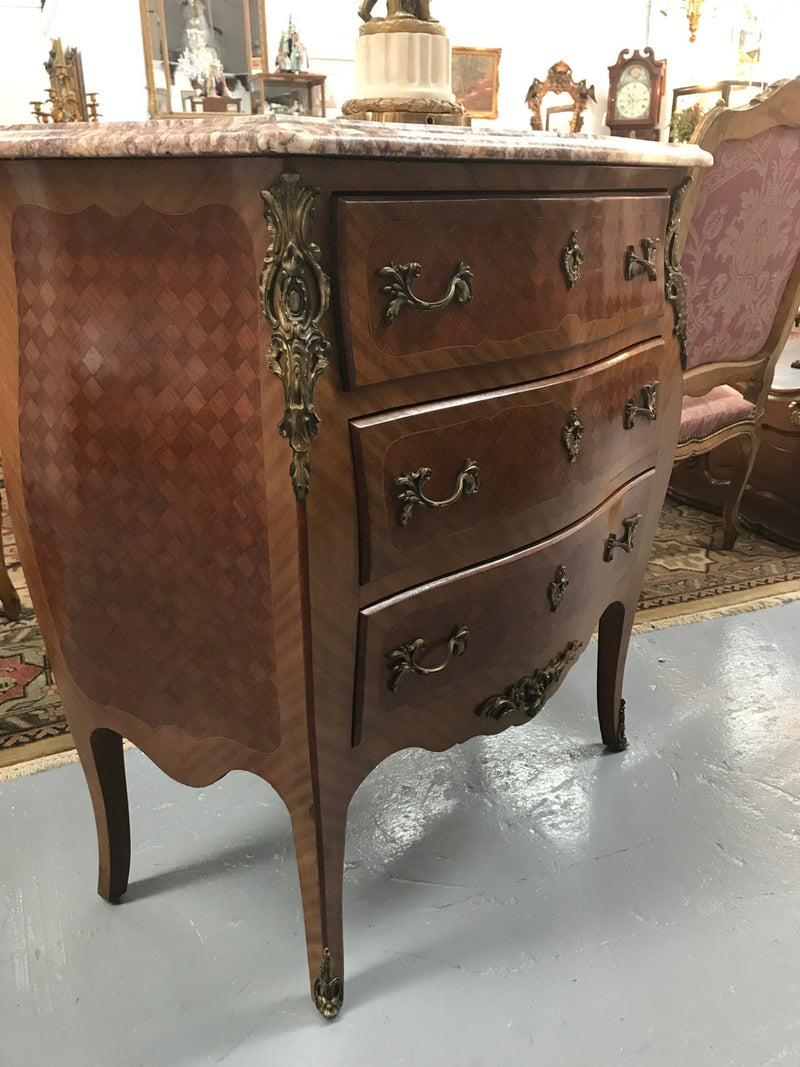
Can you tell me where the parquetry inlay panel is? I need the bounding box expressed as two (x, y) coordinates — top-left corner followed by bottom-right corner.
(13, 203), (279, 752)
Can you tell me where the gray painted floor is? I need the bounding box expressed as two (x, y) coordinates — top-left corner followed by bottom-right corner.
(2, 601), (799, 1067)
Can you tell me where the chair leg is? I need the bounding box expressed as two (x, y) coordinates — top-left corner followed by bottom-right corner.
(72, 725), (131, 903)
(596, 599), (633, 752)
(0, 524), (21, 621)
(720, 433), (757, 551)
(290, 793), (348, 1020)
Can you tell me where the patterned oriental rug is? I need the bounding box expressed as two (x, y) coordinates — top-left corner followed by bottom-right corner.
(1, 479), (800, 771)
(0, 479), (64, 769)
(636, 499), (800, 628)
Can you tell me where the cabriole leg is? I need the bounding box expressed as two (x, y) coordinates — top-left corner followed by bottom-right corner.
(72, 726), (131, 903)
(596, 599), (632, 752)
(290, 797), (347, 1019)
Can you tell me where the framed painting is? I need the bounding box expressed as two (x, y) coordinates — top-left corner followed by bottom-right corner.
(452, 47), (501, 120)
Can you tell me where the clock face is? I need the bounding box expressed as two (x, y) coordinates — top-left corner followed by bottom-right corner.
(614, 65), (652, 121)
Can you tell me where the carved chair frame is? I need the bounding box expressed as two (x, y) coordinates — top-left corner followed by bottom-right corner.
(672, 77), (800, 547)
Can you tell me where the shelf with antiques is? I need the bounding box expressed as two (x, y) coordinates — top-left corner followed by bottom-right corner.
(252, 71), (326, 117)
(252, 17), (325, 117)
(0, 115), (708, 1019)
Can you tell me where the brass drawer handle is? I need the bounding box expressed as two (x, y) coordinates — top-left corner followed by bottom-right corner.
(394, 458), (480, 527)
(389, 625), (469, 692)
(562, 409), (584, 462)
(604, 514), (641, 561)
(624, 381), (659, 429)
(789, 400), (800, 426)
(379, 261), (474, 325)
(476, 640), (582, 721)
(547, 564), (569, 612)
(562, 230), (585, 289)
(624, 238), (659, 281)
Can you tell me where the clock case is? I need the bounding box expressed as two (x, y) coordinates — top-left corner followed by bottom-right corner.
(606, 47), (666, 141)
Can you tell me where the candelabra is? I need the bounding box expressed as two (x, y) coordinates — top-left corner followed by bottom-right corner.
(30, 39), (99, 123)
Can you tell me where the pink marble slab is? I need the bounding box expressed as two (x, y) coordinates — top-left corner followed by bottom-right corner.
(0, 115), (711, 167)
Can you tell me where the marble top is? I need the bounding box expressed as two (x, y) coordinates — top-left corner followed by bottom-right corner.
(0, 115), (711, 167)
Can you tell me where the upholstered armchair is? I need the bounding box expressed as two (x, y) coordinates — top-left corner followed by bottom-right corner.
(669, 77), (800, 548)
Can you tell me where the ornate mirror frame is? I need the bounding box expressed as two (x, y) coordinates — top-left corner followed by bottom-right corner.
(525, 59), (596, 134)
(139, 0), (269, 119)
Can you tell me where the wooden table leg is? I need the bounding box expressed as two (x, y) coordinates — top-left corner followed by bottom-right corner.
(596, 598), (633, 753)
(72, 724), (131, 904)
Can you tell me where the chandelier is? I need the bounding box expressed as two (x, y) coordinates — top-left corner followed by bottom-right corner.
(684, 0), (704, 42)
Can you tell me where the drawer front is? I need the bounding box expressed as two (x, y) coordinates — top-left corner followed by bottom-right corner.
(351, 340), (665, 585)
(334, 193), (670, 389)
(764, 390), (800, 434)
(353, 471), (656, 746)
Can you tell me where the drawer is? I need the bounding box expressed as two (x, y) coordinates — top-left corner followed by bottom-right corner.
(764, 390), (800, 434)
(353, 470), (656, 746)
(334, 193), (670, 389)
(351, 340), (665, 585)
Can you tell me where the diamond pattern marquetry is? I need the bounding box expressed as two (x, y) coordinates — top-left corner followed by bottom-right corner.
(12, 204), (280, 751)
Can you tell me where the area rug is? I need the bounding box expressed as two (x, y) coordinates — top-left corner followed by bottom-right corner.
(2, 483), (800, 772)
(0, 474), (69, 769)
(636, 498), (800, 628)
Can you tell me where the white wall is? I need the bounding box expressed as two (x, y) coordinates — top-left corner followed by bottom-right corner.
(0, 0), (149, 125)
(42, 0), (149, 120)
(270, 0), (799, 136)
(0, 0), (50, 126)
(0, 0), (798, 132)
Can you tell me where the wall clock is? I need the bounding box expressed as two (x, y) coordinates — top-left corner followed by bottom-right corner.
(606, 48), (666, 141)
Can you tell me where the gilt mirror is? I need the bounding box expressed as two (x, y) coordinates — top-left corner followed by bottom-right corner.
(525, 59), (596, 134)
(139, 0), (269, 118)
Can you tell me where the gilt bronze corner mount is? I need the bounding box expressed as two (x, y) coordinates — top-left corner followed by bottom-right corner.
(260, 173), (331, 503)
(664, 177), (692, 369)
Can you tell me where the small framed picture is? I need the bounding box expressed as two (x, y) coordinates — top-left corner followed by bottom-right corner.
(451, 47), (501, 120)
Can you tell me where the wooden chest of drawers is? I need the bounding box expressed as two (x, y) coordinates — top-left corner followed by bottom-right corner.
(0, 119), (707, 1019)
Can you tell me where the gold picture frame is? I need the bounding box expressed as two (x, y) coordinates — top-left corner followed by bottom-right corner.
(452, 46), (501, 120)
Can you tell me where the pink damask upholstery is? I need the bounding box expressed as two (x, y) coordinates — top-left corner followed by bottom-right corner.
(678, 385), (755, 445)
(682, 125), (800, 370)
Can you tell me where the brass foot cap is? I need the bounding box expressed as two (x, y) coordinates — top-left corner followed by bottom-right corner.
(313, 947), (344, 1019)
